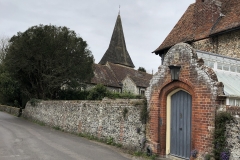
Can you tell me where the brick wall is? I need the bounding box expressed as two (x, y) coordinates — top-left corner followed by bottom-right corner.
(146, 43), (223, 158)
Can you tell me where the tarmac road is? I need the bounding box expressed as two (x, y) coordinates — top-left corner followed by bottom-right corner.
(0, 111), (131, 160)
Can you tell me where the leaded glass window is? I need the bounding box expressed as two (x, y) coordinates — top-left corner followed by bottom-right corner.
(223, 64), (229, 71)
(230, 65), (236, 72)
(237, 66), (240, 73)
(217, 63), (223, 70)
(229, 99), (235, 106)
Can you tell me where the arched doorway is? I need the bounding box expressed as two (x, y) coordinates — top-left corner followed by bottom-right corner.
(166, 89), (192, 159)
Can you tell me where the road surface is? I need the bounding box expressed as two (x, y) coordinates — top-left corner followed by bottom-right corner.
(0, 111), (131, 160)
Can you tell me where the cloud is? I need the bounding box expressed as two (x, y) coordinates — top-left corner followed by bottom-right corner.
(0, 0), (194, 73)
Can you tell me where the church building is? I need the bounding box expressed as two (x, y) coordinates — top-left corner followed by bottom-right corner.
(88, 14), (152, 95)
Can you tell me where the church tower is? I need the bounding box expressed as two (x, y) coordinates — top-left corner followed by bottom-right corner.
(99, 14), (135, 68)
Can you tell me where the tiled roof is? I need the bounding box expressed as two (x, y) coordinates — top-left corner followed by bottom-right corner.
(90, 64), (120, 87)
(90, 62), (152, 88)
(154, 0), (240, 53)
(99, 15), (135, 68)
(129, 75), (152, 88)
(107, 62), (152, 88)
(154, 4), (195, 52)
(211, 0), (240, 34)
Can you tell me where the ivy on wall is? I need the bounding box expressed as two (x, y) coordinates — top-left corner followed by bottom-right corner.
(213, 112), (233, 160)
(140, 98), (148, 124)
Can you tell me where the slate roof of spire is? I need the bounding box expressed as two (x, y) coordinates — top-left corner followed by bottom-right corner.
(154, 0), (240, 54)
(99, 14), (135, 68)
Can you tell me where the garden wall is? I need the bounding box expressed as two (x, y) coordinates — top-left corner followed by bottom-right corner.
(22, 98), (146, 151)
(225, 106), (240, 160)
(0, 104), (20, 116)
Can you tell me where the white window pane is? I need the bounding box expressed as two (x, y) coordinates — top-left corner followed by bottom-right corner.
(223, 64), (229, 71)
(218, 63), (223, 70)
(236, 100), (240, 106)
(229, 99), (235, 106)
(237, 66), (240, 73)
(209, 62), (214, 68)
(230, 66), (236, 72)
(204, 60), (209, 66)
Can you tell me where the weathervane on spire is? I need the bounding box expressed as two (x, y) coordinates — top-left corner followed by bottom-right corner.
(118, 5), (120, 15)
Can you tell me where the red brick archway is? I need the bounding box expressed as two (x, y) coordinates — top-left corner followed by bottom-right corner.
(147, 43), (219, 158)
(149, 77), (216, 158)
(158, 80), (195, 156)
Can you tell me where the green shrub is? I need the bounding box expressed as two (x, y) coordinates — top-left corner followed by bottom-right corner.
(29, 98), (40, 106)
(87, 85), (143, 100)
(57, 89), (89, 100)
(0, 70), (21, 107)
(204, 153), (212, 160)
(108, 92), (143, 99)
(106, 137), (114, 145)
(53, 126), (61, 130)
(133, 151), (157, 160)
(57, 84), (144, 101)
(140, 98), (148, 124)
(87, 84), (109, 100)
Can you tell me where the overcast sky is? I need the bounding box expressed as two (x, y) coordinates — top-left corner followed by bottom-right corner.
(0, 0), (195, 74)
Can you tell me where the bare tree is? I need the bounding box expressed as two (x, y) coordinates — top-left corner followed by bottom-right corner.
(0, 37), (10, 63)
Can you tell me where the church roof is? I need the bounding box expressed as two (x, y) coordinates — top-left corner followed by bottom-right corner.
(154, 0), (240, 54)
(99, 14), (135, 68)
(90, 62), (152, 88)
(90, 64), (120, 87)
(107, 62), (152, 88)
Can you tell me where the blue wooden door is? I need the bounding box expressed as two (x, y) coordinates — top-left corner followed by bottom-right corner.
(170, 90), (191, 159)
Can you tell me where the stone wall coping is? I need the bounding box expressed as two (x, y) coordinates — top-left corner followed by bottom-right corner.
(29, 98), (145, 106)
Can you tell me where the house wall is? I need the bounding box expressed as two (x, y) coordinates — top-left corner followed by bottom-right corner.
(145, 43), (223, 158)
(22, 98), (145, 151)
(122, 77), (138, 94)
(192, 29), (240, 58)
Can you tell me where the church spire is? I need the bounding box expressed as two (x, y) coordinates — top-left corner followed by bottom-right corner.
(99, 14), (135, 68)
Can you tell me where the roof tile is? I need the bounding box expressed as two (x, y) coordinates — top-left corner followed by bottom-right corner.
(107, 62), (152, 87)
(99, 15), (135, 68)
(154, 0), (240, 53)
(90, 64), (120, 87)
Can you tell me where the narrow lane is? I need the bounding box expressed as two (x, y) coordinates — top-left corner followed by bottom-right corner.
(0, 111), (130, 160)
